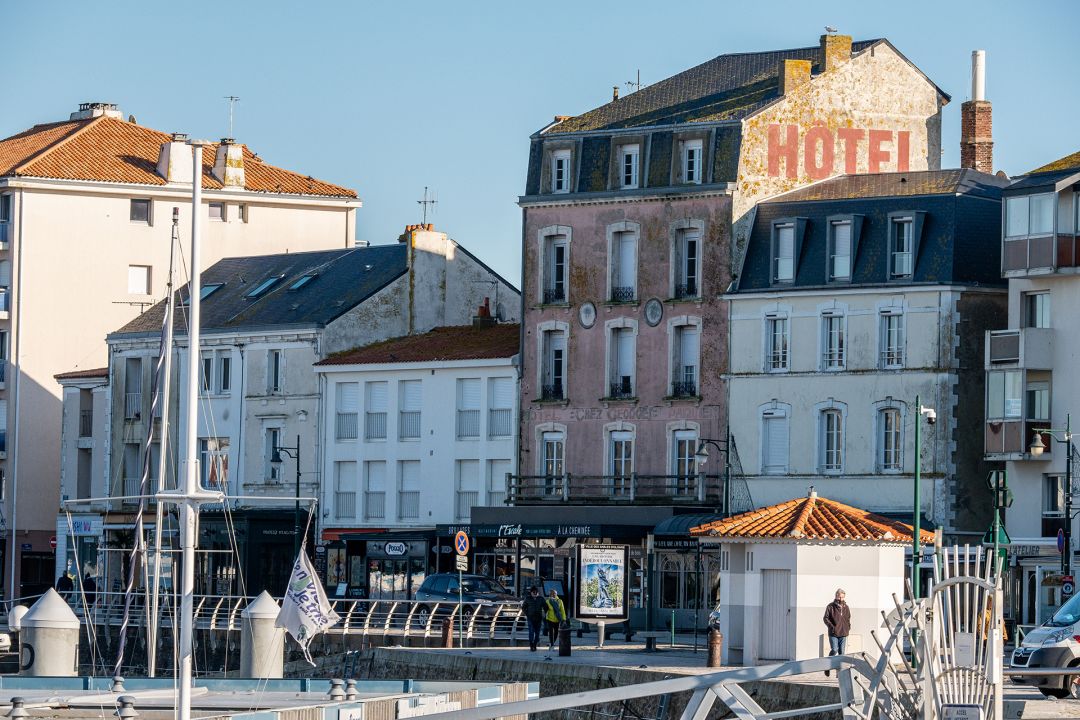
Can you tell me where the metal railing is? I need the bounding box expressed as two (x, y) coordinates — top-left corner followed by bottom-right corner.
(456, 490), (478, 521)
(124, 392), (142, 419)
(364, 491), (386, 520)
(397, 491), (420, 520)
(79, 409), (93, 437)
(542, 287), (565, 304)
(487, 408), (512, 438)
(123, 476), (141, 499)
(607, 378), (634, 399)
(334, 491), (357, 519)
(540, 383), (563, 401)
(674, 280), (697, 299)
(456, 409), (480, 438)
(670, 378), (697, 397)
(487, 489), (506, 506)
(335, 412), (358, 440)
(398, 411), (421, 439)
(364, 412), (387, 440)
(609, 286), (635, 302)
(506, 473), (754, 512)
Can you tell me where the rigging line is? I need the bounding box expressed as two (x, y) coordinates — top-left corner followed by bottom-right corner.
(64, 508), (105, 675)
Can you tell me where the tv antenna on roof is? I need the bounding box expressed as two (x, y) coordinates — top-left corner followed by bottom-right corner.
(417, 186), (438, 225)
(625, 69), (643, 94)
(224, 96), (240, 137)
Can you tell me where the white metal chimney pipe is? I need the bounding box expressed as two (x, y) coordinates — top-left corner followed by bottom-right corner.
(972, 50), (986, 101)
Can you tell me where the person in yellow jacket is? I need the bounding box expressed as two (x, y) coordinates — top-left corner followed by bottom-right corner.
(544, 588), (567, 651)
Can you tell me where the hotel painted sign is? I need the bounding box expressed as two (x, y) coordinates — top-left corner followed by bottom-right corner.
(767, 123), (912, 179)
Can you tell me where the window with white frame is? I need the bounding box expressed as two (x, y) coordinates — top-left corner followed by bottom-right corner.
(267, 349), (283, 393)
(334, 461), (358, 519)
(1045, 474), (1065, 517)
(620, 144), (640, 189)
(397, 460), (420, 520)
(608, 327), (635, 399)
(0, 194), (10, 224)
(681, 139), (703, 184)
(1006, 193), (1055, 237)
(773, 224), (794, 283)
(1026, 380), (1049, 423)
(672, 429), (698, 490)
(201, 351), (230, 395)
(218, 354), (231, 394)
(542, 233), (568, 304)
(398, 380), (421, 439)
(878, 408), (902, 472)
(208, 202), (225, 221)
(198, 437), (229, 489)
(891, 218), (913, 278)
(201, 354), (213, 394)
(828, 221), (852, 281)
(987, 370), (1022, 420)
(363, 461), (386, 520)
(610, 230), (637, 302)
(765, 315), (789, 372)
(822, 310), (845, 370)
(488, 377), (513, 438)
(128, 265), (151, 295)
(551, 149), (571, 193)
(1024, 292), (1051, 328)
(456, 378), (481, 438)
(124, 357), (142, 419)
(674, 228), (700, 299)
(264, 427), (281, 482)
(364, 381), (388, 440)
(541, 431), (564, 491)
(762, 408), (789, 474)
(335, 382), (359, 440)
(455, 459), (480, 521)
(671, 324), (699, 397)
(820, 409), (843, 473)
(609, 430), (634, 495)
(541, 329), (566, 400)
(880, 310), (905, 369)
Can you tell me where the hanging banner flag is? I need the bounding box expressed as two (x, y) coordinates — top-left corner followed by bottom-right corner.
(276, 549), (341, 664)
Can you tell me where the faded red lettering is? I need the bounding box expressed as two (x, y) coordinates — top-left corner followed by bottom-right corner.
(836, 128), (865, 174)
(803, 125), (835, 180)
(868, 129), (892, 173)
(767, 124), (799, 179)
(896, 131), (910, 172)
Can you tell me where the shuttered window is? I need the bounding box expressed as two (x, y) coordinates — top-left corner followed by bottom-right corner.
(762, 411), (789, 474)
(398, 380), (421, 439)
(488, 377), (513, 438)
(366, 382), (387, 411)
(364, 382), (388, 440)
(335, 382), (359, 440)
(457, 378), (481, 438)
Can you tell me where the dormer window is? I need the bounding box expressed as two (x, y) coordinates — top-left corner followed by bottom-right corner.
(773, 223), (794, 283)
(620, 145), (640, 189)
(681, 139), (703, 184)
(828, 221), (851, 281)
(246, 275), (283, 298)
(552, 149), (571, 194)
(891, 218), (913, 277)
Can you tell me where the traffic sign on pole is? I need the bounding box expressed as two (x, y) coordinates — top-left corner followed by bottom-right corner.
(454, 531), (470, 556)
(455, 555), (468, 571)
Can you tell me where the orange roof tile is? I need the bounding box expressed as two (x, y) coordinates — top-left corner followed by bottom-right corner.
(0, 116), (356, 198)
(690, 492), (935, 544)
(54, 367), (109, 381)
(317, 324), (520, 366)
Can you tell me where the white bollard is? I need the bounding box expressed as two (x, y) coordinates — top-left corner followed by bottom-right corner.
(240, 591), (284, 678)
(20, 589), (79, 676)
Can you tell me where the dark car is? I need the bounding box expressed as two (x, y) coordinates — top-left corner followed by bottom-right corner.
(413, 573), (518, 626)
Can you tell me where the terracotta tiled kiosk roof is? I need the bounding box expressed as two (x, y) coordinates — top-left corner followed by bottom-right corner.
(0, 115), (356, 197)
(690, 491), (935, 544)
(317, 323), (520, 366)
(54, 367), (109, 380)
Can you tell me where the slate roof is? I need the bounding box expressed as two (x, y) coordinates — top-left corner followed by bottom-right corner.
(690, 492), (935, 543)
(54, 367), (109, 381)
(1029, 150), (1080, 175)
(544, 39), (944, 135)
(768, 169), (1008, 203)
(0, 115), (357, 198)
(316, 323), (520, 367)
(110, 244), (408, 338)
(1003, 168), (1080, 195)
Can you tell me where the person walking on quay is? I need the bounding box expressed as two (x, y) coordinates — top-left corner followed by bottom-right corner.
(822, 588), (851, 677)
(544, 588), (566, 651)
(522, 585), (547, 652)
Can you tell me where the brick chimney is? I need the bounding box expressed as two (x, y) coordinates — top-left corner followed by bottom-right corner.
(819, 34), (852, 73)
(960, 50), (993, 174)
(156, 132), (194, 184)
(779, 59), (812, 95)
(472, 298), (496, 328)
(212, 138), (246, 188)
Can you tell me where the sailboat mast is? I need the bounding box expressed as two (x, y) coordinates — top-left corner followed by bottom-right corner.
(178, 141), (209, 720)
(148, 207), (179, 678)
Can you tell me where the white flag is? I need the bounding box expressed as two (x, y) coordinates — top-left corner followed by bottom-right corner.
(276, 549), (341, 665)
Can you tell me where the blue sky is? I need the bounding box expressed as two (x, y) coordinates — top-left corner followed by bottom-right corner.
(6, 1), (1078, 285)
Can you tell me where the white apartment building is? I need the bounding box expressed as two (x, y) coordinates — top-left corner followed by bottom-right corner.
(989, 151), (1080, 625)
(314, 322), (518, 600)
(1, 102), (359, 597)
(58, 226), (519, 597)
(727, 171), (1007, 539)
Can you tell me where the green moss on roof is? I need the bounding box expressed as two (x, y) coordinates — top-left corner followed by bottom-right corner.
(1029, 150), (1080, 174)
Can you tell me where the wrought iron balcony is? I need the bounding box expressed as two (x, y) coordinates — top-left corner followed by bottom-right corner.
(674, 281), (698, 299)
(542, 287), (566, 304)
(540, 382), (564, 401)
(610, 286), (635, 303)
(79, 409), (93, 438)
(670, 376), (697, 398)
(608, 377), (634, 399)
(505, 473), (754, 514)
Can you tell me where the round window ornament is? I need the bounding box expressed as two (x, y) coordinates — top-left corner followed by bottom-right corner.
(644, 298), (664, 327)
(578, 302), (597, 329)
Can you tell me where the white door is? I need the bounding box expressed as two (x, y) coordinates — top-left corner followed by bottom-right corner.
(760, 569), (791, 660)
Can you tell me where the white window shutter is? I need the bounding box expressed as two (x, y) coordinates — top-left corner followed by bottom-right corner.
(399, 460), (420, 491)
(764, 415), (788, 470)
(366, 461), (386, 491)
(778, 227), (794, 260)
(335, 461), (358, 492)
(679, 327), (699, 368)
(617, 330), (635, 377)
(337, 382), (359, 412)
(366, 382), (387, 412)
(459, 378), (480, 410)
(401, 380), (421, 411)
(618, 234), (635, 288)
(490, 377), (513, 410)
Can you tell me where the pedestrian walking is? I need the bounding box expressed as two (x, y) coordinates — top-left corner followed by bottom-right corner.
(82, 573), (97, 606)
(822, 588), (851, 677)
(544, 588), (566, 651)
(55, 573), (74, 599)
(522, 586), (547, 651)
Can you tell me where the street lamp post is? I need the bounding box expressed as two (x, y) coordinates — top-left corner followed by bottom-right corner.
(271, 434), (303, 559)
(912, 395), (937, 600)
(1030, 413), (1073, 577)
(693, 431), (733, 516)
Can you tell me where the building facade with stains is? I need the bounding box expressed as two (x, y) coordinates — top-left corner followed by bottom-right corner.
(485, 35), (949, 629)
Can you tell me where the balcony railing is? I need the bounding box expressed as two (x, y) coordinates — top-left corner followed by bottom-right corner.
(398, 491), (420, 520)
(364, 412), (387, 440)
(123, 476), (141, 500)
(985, 328), (1053, 369)
(610, 286), (635, 303)
(506, 473), (754, 514)
(542, 287), (566, 304)
(985, 419), (1046, 458)
(608, 378), (634, 399)
(124, 392), (142, 419)
(487, 489), (506, 507)
(670, 374), (697, 398)
(540, 383), (564, 401)
(488, 408), (512, 438)
(364, 491), (385, 520)
(456, 409), (480, 438)
(674, 281), (697, 299)
(335, 412), (358, 440)
(1003, 233), (1080, 275)
(335, 491), (357, 519)
(456, 490), (479, 521)
(79, 409), (93, 437)
(398, 411), (420, 439)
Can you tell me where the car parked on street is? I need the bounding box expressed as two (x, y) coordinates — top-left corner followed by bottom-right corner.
(1012, 591), (1080, 698)
(413, 573), (519, 627)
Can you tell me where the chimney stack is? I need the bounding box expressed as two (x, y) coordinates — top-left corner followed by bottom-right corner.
(157, 132), (194, 184)
(612, 86), (619, 101)
(960, 50), (993, 174)
(779, 59), (812, 95)
(212, 138), (246, 188)
(472, 298), (496, 328)
(69, 102), (123, 121)
(819, 34), (853, 73)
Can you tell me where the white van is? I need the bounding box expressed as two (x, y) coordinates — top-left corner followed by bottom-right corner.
(1012, 591), (1080, 698)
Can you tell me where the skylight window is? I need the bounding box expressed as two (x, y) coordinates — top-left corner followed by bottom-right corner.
(181, 283), (224, 306)
(289, 274), (317, 291)
(246, 275), (283, 298)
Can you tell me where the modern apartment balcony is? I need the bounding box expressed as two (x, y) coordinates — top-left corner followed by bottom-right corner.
(1003, 232), (1080, 277)
(985, 328), (1053, 369)
(985, 419), (1049, 460)
(506, 473), (754, 514)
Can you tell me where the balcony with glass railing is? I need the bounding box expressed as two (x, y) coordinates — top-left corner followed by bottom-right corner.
(985, 328), (1053, 369)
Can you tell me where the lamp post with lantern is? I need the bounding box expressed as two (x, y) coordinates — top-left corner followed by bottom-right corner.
(1030, 414), (1073, 577)
(271, 434), (303, 559)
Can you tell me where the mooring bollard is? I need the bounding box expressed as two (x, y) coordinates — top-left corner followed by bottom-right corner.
(441, 617), (454, 648)
(707, 629), (723, 668)
(558, 625), (572, 657)
(240, 591), (284, 679)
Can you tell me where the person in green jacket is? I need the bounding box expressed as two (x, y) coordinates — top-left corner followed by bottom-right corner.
(544, 588), (567, 651)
